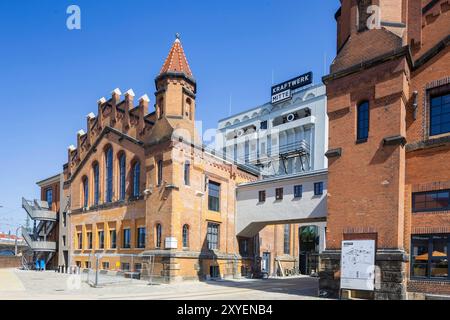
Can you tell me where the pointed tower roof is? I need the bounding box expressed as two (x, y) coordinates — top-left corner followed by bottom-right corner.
(159, 34), (193, 78)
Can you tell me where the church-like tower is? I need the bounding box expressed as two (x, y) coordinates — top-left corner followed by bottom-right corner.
(150, 35), (198, 144)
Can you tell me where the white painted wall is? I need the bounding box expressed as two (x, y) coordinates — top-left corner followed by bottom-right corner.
(236, 170), (327, 237)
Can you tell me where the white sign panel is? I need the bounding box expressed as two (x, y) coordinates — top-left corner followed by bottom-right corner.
(340, 240), (375, 291)
(165, 237), (178, 249)
(271, 89), (291, 104)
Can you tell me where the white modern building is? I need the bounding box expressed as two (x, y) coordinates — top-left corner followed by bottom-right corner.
(216, 80), (328, 177)
(216, 74), (329, 276)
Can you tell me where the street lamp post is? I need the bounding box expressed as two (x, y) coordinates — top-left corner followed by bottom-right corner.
(15, 226), (22, 256)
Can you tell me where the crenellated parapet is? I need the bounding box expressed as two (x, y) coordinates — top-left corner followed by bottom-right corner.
(66, 88), (155, 177)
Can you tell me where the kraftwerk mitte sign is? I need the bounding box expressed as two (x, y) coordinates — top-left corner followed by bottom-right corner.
(271, 72), (313, 104)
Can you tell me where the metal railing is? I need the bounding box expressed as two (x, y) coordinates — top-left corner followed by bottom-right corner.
(22, 198), (57, 221)
(21, 226), (56, 252)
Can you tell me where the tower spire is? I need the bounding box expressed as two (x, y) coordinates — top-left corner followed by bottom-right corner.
(159, 34), (193, 78)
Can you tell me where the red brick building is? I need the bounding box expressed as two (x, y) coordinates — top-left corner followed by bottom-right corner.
(320, 0), (450, 299)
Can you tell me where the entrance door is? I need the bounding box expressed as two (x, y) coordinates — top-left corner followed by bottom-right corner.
(299, 226), (319, 275)
(261, 252), (271, 274)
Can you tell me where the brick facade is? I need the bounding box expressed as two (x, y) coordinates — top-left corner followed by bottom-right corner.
(320, 0), (450, 299)
(64, 38), (266, 282)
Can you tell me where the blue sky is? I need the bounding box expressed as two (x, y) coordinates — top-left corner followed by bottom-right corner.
(0, 0), (338, 233)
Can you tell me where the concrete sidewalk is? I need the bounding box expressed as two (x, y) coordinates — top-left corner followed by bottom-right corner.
(0, 268), (26, 292)
(0, 269), (322, 300)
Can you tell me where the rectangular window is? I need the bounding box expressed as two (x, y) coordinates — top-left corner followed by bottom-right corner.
(110, 230), (116, 249)
(137, 227), (146, 249)
(411, 234), (450, 280)
(122, 263), (130, 272)
(413, 190), (450, 213)
(45, 188), (53, 209)
(134, 263), (142, 272)
(123, 229), (131, 249)
(314, 182), (324, 196)
(184, 161), (191, 186)
(208, 181), (221, 212)
(102, 262), (110, 270)
(284, 225), (291, 255)
(98, 231), (104, 249)
(77, 232), (82, 250)
(87, 232), (93, 249)
(207, 223), (220, 250)
(157, 160), (163, 186)
(258, 190), (266, 203)
(260, 120), (268, 130)
(430, 92), (450, 136)
(357, 101), (369, 141)
(276, 188), (283, 200)
(240, 239), (249, 256)
(294, 185), (303, 198)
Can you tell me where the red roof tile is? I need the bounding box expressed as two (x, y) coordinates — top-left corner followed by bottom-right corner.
(159, 36), (193, 78)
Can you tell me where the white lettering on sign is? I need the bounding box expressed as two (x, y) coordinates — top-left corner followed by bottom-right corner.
(271, 90), (291, 104)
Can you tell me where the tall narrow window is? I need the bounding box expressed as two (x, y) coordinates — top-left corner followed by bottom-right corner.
(45, 188), (53, 209)
(123, 229), (131, 249)
(77, 232), (82, 250)
(98, 230), (104, 249)
(82, 177), (89, 208)
(182, 224), (189, 248)
(157, 160), (163, 186)
(284, 225), (291, 255)
(93, 163), (100, 205)
(184, 161), (191, 186)
(87, 232), (93, 249)
(208, 181), (221, 212)
(357, 101), (369, 141)
(132, 161), (141, 197)
(207, 223), (220, 250)
(119, 154), (126, 201)
(110, 230), (116, 249)
(105, 147), (113, 202)
(155, 224), (162, 248)
(137, 227), (146, 248)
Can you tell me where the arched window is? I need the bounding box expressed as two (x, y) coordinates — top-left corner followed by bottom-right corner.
(93, 163), (100, 205)
(119, 153), (126, 201)
(105, 147), (113, 202)
(357, 0), (372, 32)
(82, 177), (89, 208)
(155, 224), (162, 248)
(357, 101), (370, 141)
(182, 224), (189, 248)
(132, 161), (141, 197)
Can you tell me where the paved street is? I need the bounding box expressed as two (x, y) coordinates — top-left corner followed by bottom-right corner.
(0, 268), (323, 300)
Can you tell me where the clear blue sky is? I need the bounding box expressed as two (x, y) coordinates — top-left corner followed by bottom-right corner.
(0, 0), (338, 233)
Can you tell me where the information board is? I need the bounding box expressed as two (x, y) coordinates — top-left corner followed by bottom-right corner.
(340, 240), (376, 291)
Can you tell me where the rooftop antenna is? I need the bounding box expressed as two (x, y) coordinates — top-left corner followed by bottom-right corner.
(228, 93), (232, 116)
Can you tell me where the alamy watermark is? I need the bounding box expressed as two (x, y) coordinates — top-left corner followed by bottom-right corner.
(66, 5), (81, 30)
